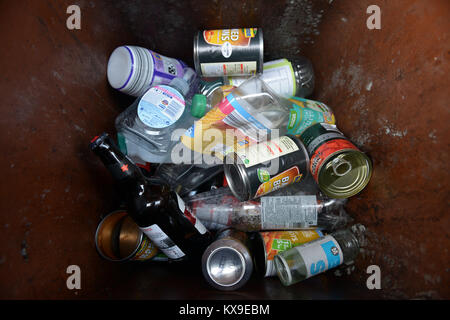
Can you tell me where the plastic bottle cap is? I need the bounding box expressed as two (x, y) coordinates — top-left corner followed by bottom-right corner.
(191, 94), (207, 118)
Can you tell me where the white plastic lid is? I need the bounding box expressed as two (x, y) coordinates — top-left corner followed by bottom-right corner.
(107, 46), (134, 90)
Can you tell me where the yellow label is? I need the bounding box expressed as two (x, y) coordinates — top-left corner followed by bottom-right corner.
(203, 28), (257, 46)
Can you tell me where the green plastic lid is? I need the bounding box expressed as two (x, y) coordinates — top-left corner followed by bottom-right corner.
(191, 94), (207, 118)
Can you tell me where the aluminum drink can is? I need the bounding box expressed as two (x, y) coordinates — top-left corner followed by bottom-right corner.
(252, 229), (324, 277)
(298, 123), (373, 198)
(95, 210), (164, 262)
(201, 228), (253, 291)
(193, 28), (263, 77)
(223, 135), (309, 201)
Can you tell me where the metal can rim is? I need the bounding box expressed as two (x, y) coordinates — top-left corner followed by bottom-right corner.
(193, 31), (201, 76)
(223, 154), (251, 201)
(318, 149), (373, 198)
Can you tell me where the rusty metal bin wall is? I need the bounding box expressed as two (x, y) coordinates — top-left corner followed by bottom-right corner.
(0, 0), (448, 299)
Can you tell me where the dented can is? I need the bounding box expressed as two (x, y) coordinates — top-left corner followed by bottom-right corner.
(95, 210), (166, 262)
(224, 135), (309, 201)
(252, 229), (324, 277)
(193, 28), (263, 77)
(298, 123), (373, 199)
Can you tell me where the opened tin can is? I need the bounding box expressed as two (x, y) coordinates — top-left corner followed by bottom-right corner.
(201, 228), (253, 291)
(95, 210), (163, 262)
(298, 123), (373, 198)
(223, 135), (309, 201)
(252, 229), (324, 277)
(193, 28), (263, 77)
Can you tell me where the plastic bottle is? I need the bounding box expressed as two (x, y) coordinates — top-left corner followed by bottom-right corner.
(225, 57), (315, 98)
(90, 133), (213, 262)
(273, 224), (366, 286)
(115, 67), (199, 163)
(187, 187), (350, 232)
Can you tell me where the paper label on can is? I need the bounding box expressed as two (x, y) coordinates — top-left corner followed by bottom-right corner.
(235, 136), (300, 168)
(132, 236), (159, 261)
(260, 195), (318, 229)
(203, 28), (257, 47)
(229, 59), (295, 97)
(287, 98), (336, 136)
(255, 166), (304, 198)
(149, 50), (184, 82)
(261, 230), (323, 277)
(293, 235), (343, 279)
(176, 193), (208, 235)
(137, 85), (185, 128)
(310, 139), (359, 181)
(140, 224), (186, 259)
(200, 61), (257, 77)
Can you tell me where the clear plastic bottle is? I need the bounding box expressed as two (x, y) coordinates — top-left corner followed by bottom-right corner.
(115, 67), (199, 163)
(218, 76), (331, 142)
(190, 84), (235, 118)
(187, 187), (350, 232)
(273, 224), (365, 286)
(225, 57), (315, 98)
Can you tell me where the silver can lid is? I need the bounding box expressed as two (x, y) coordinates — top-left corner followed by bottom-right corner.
(202, 239), (253, 291)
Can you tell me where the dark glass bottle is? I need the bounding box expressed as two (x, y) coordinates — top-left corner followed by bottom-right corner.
(90, 133), (213, 262)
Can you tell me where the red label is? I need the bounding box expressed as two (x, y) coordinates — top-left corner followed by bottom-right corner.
(310, 139), (359, 181)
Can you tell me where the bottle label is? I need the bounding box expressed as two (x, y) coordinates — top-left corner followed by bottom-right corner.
(137, 85), (185, 129)
(286, 98), (336, 136)
(176, 193), (207, 235)
(260, 230), (323, 277)
(294, 235), (344, 279)
(260, 195), (318, 229)
(235, 136), (299, 168)
(200, 61), (258, 77)
(140, 224), (186, 259)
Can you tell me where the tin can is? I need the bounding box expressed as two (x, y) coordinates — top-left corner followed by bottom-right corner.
(95, 210), (162, 262)
(252, 229), (324, 277)
(201, 228), (253, 291)
(193, 28), (263, 77)
(223, 135), (310, 201)
(298, 123), (373, 198)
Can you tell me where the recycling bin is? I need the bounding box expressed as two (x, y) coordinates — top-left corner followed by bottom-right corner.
(0, 0), (448, 300)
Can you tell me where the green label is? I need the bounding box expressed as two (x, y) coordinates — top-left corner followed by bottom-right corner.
(117, 132), (128, 155)
(272, 239), (292, 251)
(286, 97), (335, 136)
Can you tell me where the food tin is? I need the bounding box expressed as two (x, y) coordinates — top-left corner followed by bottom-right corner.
(298, 123), (373, 198)
(193, 28), (263, 77)
(95, 210), (161, 262)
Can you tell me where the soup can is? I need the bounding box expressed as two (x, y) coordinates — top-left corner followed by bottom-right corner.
(193, 28), (263, 77)
(95, 210), (162, 262)
(223, 135), (309, 201)
(298, 123), (373, 198)
(252, 229), (324, 277)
